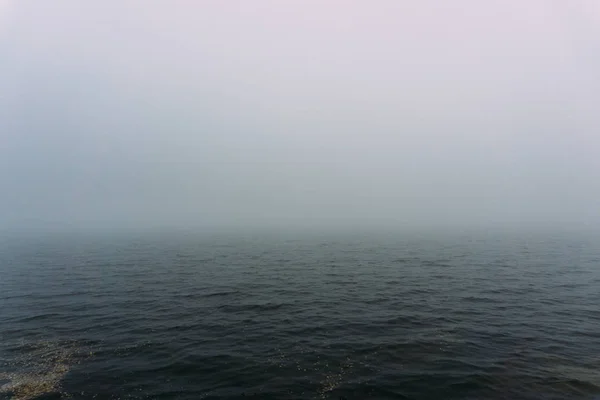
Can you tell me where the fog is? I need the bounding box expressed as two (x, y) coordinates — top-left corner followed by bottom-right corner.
(1, 1), (599, 233)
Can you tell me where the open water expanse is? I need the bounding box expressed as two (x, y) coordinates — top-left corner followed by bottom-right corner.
(1, 230), (599, 399)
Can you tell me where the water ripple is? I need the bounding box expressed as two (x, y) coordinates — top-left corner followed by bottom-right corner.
(1, 232), (599, 399)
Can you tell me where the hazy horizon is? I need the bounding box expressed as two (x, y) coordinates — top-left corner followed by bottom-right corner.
(2, 1), (600, 233)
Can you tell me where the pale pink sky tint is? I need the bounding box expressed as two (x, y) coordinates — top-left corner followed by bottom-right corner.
(1, 1), (600, 231)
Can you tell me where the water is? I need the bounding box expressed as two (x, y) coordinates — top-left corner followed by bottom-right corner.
(1, 230), (599, 399)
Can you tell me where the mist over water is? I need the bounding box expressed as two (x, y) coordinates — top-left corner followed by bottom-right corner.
(2, 1), (600, 399)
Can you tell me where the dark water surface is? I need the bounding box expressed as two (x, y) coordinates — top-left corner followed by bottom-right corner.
(1, 230), (599, 399)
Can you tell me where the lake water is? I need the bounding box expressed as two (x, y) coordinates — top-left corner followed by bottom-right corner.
(1, 230), (599, 399)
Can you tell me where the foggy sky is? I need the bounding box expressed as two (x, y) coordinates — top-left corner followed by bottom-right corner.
(1, 1), (600, 233)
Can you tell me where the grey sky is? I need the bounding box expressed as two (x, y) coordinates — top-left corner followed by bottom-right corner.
(1, 1), (599, 232)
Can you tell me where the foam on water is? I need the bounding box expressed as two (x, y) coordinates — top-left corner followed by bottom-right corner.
(0, 340), (92, 400)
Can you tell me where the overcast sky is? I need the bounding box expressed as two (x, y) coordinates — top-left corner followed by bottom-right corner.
(1, 1), (599, 232)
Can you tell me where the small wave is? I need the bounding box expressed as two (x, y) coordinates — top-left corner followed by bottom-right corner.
(12, 313), (63, 323)
(327, 280), (359, 286)
(392, 258), (414, 264)
(218, 303), (289, 313)
(461, 295), (502, 304)
(203, 290), (241, 298)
